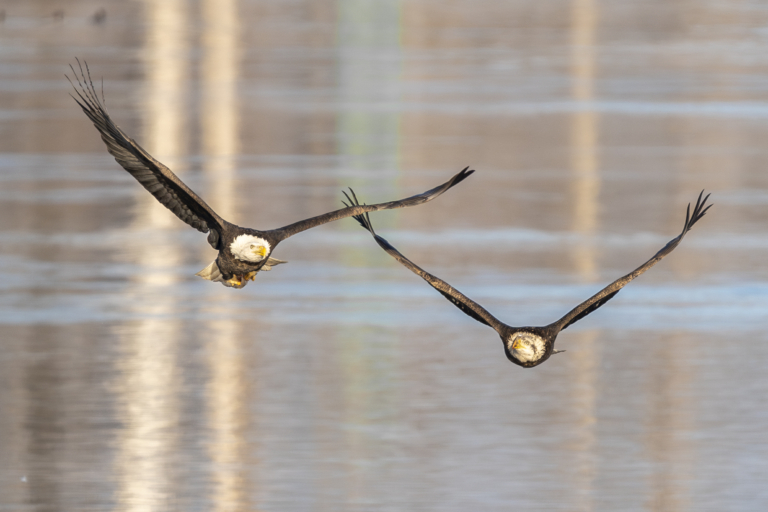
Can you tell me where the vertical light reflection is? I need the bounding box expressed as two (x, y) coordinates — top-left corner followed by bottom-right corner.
(205, 321), (251, 511)
(566, 0), (600, 509)
(201, 1), (251, 509)
(337, 328), (370, 505)
(570, 0), (600, 281)
(202, 0), (240, 222)
(114, 322), (182, 510)
(566, 329), (599, 511)
(645, 332), (694, 511)
(139, 0), (190, 229)
(334, 0), (403, 501)
(336, 0), (402, 175)
(114, 1), (189, 509)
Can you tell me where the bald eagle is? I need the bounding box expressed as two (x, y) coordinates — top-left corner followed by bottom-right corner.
(68, 60), (473, 288)
(345, 190), (712, 368)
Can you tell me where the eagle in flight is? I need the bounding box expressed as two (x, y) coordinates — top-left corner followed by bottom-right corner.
(69, 60), (473, 288)
(345, 189), (712, 368)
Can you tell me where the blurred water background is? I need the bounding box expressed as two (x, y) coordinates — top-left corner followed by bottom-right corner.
(1, 0), (768, 510)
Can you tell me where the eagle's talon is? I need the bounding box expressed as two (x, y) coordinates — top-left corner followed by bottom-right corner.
(225, 274), (245, 288)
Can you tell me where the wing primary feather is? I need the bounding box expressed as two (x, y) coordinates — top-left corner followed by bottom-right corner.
(69, 59), (225, 240)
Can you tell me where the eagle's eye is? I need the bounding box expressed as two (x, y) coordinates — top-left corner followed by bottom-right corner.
(250, 244), (255, 249)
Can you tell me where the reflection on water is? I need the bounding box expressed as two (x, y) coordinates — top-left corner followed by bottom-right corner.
(570, 0), (600, 281)
(1, 0), (768, 510)
(566, 4), (600, 509)
(114, 321), (182, 510)
(113, 1), (189, 510)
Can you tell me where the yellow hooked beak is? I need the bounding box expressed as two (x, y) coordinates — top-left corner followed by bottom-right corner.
(254, 246), (267, 259)
(511, 339), (523, 350)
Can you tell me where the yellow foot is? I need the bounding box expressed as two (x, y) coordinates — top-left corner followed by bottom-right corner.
(225, 276), (245, 288)
(245, 271), (258, 282)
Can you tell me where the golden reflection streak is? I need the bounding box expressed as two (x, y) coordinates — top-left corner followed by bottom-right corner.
(645, 333), (694, 510)
(202, 0), (239, 222)
(114, 323), (182, 510)
(114, 1), (189, 509)
(566, 329), (599, 511)
(205, 320), (251, 511)
(201, 0), (252, 509)
(570, 0), (600, 281)
(567, 0), (599, 509)
(138, 0), (190, 230)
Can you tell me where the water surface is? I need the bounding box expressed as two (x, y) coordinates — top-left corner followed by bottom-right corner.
(1, 1), (767, 510)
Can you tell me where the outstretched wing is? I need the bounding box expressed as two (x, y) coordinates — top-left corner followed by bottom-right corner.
(345, 192), (506, 333)
(267, 168), (474, 243)
(552, 191), (712, 332)
(68, 60), (225, 247)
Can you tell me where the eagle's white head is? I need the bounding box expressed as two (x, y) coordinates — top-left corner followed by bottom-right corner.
(230, 234), (271, 263)
(507, 332), (547, 363)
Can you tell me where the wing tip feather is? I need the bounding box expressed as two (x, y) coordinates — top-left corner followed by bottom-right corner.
(683, 188), (713, 234)
(341, 188), (374, 234)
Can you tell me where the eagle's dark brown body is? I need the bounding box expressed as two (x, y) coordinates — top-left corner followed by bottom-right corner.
(211, 224), (279, 281)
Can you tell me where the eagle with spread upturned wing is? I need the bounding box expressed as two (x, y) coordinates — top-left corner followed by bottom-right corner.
(68, 60), (473, 288)
(345, 190), (712, 368)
